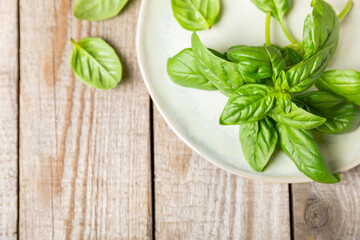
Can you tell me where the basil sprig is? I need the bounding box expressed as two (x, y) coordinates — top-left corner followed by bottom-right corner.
(166, 0), (358, 183)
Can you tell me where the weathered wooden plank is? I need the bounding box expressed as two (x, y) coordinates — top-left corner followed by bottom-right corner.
(19, 0), (151, 239)
(0, 0), (18, 239)
(154, 108), (290, 239)
(292, 166), (360, 239)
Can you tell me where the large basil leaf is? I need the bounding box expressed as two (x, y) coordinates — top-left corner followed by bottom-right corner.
(276, 123), (340, 183)
(316, 70), (360, 105)
(250, 0), (291, 22)
(226, 45), (273, 82)
(303, 0), (339, 61)
(70, 38), (122, 90)
(296, 91), (360, 134)
(191, 33), (247, 95)
(266, 46), (286, 80)
(220, 84), (276, 125)
(239, 117), (278, 172)
(171, 0), (220, 31)
(74, 0), (129, 21)
(167, 48), (217, 90)
(286, 46), (332, 93)
(269, 102), (326, 129)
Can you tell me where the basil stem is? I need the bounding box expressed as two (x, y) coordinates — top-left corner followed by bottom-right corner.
(266, 12), (271, 46)
(338, 0), (353, 21)
(279, 17), (297, 44)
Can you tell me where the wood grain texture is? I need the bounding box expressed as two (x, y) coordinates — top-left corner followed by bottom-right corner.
(19, 0), (152, 239)
(292, 166), (360, 240)
(153, 108), (290, 240)
(0, 0), (18, 239)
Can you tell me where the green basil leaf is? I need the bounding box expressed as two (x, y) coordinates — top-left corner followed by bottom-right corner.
(281, 47), (303, 67)
(296, 91), (360, 134)
(171, 0), (220, 31)
(167, 48), (217, 90)
(274, 71), (289, 91)
(276, 123), (340, 183)
(70, 38), (122, 90)
(316, 70), (360, 105)
(275, 92), (292, 113)
(303, 0), (339, 61)
(269, 102), (326, 129)
(286, 46), (332, 93)
(266, 46), (286, 80)
(191, 32), (247, 95)
(74, 0), (129, 21)
(250, 0), (291, 22)
(219, 84), (276, 125)
(226, 45), (273, 82)
(239, 117), (278, 172)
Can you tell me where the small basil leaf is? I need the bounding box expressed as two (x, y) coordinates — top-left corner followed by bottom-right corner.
(219, 84), (276, 125)
(274, 71), (289, 91)
(167, 48), (217, 90)
(286, 46), (332, 93)
(74, 0), (129, 21)
(276, 123), (340, 183)
(269, 102), (326, 129)
(191, 33), (246, 95)
(239, 117), (278, 172)
(171, 0), (220, 31)
(250, 0), (291, 22)
(316, 70), (360, 106)
(265, 46), (286, 80)
(296, 91), (360, 134)
(275, 92), (292, 113)
(281, 47), (303, 67)
(226, 45), (273, 82)
(70, 38), (122, 90)
(303, 0), (339, 61)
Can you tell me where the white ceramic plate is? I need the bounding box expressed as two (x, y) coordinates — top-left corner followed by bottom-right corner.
(136, 0), (360, 183)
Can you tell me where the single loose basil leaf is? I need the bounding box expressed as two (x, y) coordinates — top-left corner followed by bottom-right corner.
(281, 47), (303, 67)
(167, 48), (217, 90)
(226, 45), (273, 82)
(276, 123), (340, 183)
(275, 92), (292, 113)
(73, 0), (129, 21)
(239, 117), (278, 172)
(219, 84), (276, 125)
(250, 0), (291, 22)
(316, 70), (360, 105)
(286, 46), (332, 93)
(274, 71), (289, 91)
(269, 102), (326, 129)
(191, 33), (246, 95)
(296, 91), (360, 134)
(266, 46), (286, 81)
(70, 38), (122, 90)
(303, 0), (339, 61)
(171, 0), (220, 31)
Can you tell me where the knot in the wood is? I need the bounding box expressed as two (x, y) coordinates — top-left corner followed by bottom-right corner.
(304, 201), (329, 228)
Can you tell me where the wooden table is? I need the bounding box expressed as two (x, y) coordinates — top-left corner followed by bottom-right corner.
(1, 0), (360, 239)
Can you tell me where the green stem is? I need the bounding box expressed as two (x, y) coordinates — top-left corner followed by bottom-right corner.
(338, 0), (352, 21)
(279, 18), (297, 44)
(265, 12), (271, 46)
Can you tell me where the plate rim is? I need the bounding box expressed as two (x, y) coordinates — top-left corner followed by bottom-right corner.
(135, 0), (359, 183)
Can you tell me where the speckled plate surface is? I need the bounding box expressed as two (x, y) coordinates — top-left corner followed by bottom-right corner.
(136, 0), (360, 183)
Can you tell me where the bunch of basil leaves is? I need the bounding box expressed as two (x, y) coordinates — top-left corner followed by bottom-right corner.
(167, 0), (360, 183)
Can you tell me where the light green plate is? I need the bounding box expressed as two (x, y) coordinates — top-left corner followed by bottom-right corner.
(136, 0), (360, 183)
